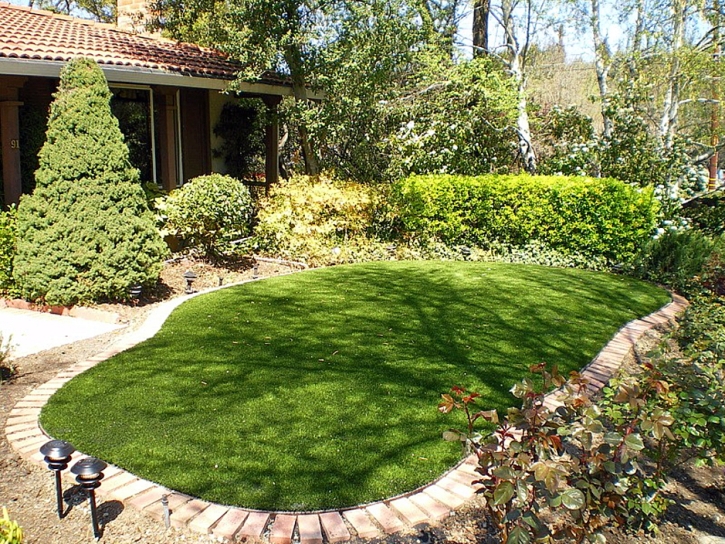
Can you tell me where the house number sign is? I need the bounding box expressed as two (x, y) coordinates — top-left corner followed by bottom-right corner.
(9, 139), (19, 149)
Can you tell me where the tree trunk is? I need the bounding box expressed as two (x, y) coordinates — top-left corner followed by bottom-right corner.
(473, 0), (490, 56)
(590, 0), (612, 139)
(659, 0), (686, 148)
(284, 45), (321, 176)
(501, 0), (536, 172)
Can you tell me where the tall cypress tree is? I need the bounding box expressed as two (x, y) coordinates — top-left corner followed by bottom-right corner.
(13, 58), (168, 305)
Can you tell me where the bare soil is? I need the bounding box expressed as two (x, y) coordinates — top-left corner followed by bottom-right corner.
(1, 259), (724, 543)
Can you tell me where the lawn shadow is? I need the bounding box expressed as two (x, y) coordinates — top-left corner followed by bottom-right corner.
(42, 261), (671, 511)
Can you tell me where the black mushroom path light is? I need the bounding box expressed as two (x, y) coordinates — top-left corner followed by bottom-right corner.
(40, 440), (75, 519)
(71, 457), (107, 540)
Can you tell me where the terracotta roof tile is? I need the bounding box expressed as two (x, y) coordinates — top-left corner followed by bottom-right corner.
(0, 1), (243, 80)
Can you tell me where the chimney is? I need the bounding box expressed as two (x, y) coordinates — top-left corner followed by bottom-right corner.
(117, 0), (149, 33)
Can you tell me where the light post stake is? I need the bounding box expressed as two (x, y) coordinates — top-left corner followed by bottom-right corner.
(71, 457), (107, 540)
(39, 440), (75, 519)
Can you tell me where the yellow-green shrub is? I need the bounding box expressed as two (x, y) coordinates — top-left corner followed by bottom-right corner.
(392, 174), (660, 265)
(0, 507), (23, 543)
(253, 174), (387, 266)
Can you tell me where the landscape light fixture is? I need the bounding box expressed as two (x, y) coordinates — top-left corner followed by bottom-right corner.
(183, 270), (197, 294)
(459, 246), (472, 260)
(71, 457), (107, 540)
(129, 284), (142, 302)
(161, 494), (171, 529)
(253, 262), (259, 279)
(40, 439), (75, 519)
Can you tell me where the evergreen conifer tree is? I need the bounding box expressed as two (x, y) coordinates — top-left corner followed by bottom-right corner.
(13, 58), (168, 305)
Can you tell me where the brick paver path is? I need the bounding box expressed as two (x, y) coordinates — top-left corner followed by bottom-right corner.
(5, 283), (688, 542)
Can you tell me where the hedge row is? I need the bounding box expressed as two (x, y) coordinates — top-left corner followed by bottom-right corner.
(391, 174), (660, 265)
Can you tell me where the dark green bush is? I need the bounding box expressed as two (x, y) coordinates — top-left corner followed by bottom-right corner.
(13, 58), (168, 306)
(392, 174), (659, 265)
(0, 206), (16, 296)
(680, 190), (725, 236)
(19, 104), (48, 195)
(631, 230), (714, 296)
(159, 173), (254, 259)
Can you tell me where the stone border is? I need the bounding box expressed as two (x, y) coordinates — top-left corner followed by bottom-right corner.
(5, 285), (689, 543)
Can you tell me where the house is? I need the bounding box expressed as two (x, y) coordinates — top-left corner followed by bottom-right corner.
(0, 0), (307, 207)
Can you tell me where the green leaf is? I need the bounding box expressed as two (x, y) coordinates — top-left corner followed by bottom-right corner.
(506, 526), (531, 544)
(624, 433), (644, 451)
(561, 488), (586, 510)
(516, 479), (529, 503)
(604, 432), (623, 446)
(493, 466), (516, 480)
(493, 481), (516, 505)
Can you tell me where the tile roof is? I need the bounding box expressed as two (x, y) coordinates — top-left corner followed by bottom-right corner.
(0, 1), (243, 80)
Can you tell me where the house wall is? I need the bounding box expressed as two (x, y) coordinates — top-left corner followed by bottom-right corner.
(179, 87), (211, 182)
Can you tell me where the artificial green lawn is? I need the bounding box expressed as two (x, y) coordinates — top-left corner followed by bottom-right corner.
(40, 261), (670, 511)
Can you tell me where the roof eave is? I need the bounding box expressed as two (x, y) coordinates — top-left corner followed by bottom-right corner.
(0, 57), (309, 97)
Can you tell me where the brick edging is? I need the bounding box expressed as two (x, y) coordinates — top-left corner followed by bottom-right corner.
(5, 288), (689, 543)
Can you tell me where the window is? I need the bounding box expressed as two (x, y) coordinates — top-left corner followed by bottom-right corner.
(110, 85), (157, 183)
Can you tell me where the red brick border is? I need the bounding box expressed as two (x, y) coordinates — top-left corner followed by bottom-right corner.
(5, 282), (688, 542)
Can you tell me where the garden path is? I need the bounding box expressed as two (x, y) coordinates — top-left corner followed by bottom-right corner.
(0, 307), (122, 360)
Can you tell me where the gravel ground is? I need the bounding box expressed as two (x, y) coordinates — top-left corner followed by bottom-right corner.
(1, 260), (724, 543)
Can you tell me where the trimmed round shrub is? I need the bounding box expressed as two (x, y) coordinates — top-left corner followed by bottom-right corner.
(391, 174), (660, 266)
(13, 58), (168, 306)
(159, 173), (254, 259)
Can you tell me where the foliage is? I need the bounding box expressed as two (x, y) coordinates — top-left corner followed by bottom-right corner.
(631, 229), (715, 296)
(159, 174), (254, 260)
(18, 105), (47, 195)
(40, 261), (668, 511)
(0, 333), (15, 385)
(488, 240), (608, 271)
(28, 0), (115, 22)
(441, 290), (725, 542)
(0, 506), (23, 543)
(307, 0), (428, 182)
(13, 58), (167, 306)
(663, 297), (725, 466)
(535, 89), (707, 210)
(535, 105), (597, 177)
(680, 190), (725, 236)
(678, 296), (725, 368)
(213, 100), (266, 182)
(0, 207), (16, 296)
(442, 363), (681, 542)
(253, 174), (385, 265)
(382, 56), (520, 179)
(392, 174), (660, 266)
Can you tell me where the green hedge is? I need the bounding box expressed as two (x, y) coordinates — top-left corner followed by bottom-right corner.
(392, 174), (660, 265)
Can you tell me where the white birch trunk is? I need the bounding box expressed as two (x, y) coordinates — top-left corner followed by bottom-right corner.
(591, 0), (612, 138)
(659, 0), (686, 148)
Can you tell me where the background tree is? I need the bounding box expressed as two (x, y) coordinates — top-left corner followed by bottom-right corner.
(149, 0), (327, 175)
(13, 58), (167, 305)
(27, 0), (115, 22)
